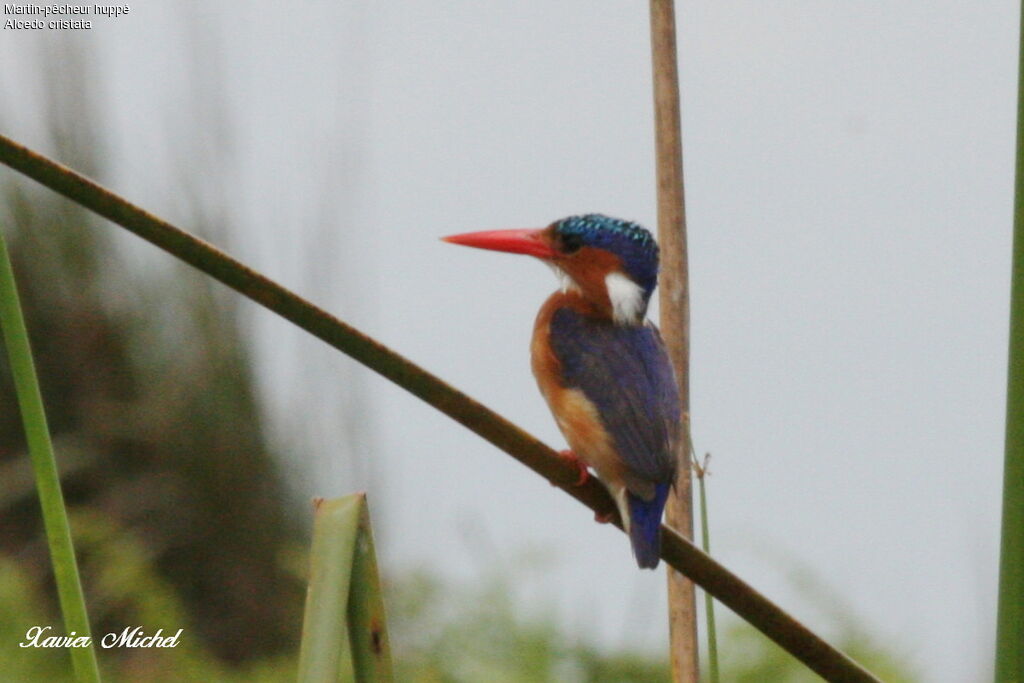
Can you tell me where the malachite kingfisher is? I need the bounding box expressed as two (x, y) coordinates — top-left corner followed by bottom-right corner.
(443, 214), (681, 569)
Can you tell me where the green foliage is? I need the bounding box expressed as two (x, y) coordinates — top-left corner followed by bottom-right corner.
(0, 509), (297, 682)
(0, 556), (73, 683)
(713, 561), (918, 683)
(0, 499), (914, 682)
(389, 569), (669, 683)
(387, 564), (915, 683)
(718, 620), (915, 683)
(0, 43), (304, 670)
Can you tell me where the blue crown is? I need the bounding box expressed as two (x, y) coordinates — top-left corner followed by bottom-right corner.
(554, 214), (659, 294)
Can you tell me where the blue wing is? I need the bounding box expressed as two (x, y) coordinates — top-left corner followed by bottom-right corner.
(549, 307), (680, 494)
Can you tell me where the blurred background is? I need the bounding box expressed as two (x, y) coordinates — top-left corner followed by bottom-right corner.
(0, 2), (1014, 680)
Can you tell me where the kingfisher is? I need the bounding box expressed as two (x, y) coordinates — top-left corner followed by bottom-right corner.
(443, 214), (680, 569)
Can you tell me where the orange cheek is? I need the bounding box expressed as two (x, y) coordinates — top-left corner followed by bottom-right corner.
(556, 247), (623, 311)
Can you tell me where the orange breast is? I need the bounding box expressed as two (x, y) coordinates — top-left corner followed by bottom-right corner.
(530, 292), (629, 491)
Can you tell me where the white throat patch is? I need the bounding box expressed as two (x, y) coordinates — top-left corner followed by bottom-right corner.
(549, 263), (580, 294)
(605, 271), (646, 325)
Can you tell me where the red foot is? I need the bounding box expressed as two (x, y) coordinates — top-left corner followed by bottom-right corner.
(594, 510), (615, 524)
(557, 449), (590, 487)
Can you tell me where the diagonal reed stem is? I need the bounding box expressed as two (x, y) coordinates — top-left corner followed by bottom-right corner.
(0, 226), (101, 682)
(0, 132), (879, 682)
(996, 1), (1024, 679)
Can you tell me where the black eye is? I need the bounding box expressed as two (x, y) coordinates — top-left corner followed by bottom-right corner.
(559, 232), (584, 254)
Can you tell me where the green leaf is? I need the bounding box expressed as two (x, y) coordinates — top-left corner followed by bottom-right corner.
(0, 226), (101, 682)
(298, 494), (392, 682)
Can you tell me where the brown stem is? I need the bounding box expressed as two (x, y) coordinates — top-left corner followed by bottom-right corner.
(0, 132), (880, 682)
(648, 1), (698, 680)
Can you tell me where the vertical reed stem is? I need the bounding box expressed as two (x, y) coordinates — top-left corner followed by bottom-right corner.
(0, 227), (101, 682)
(995, 2), (1024, 679)
(695, 456), (719, 683)
(649, 1), (698, 680)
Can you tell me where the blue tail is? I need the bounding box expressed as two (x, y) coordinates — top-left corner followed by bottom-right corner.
(627, 483), (671, 569)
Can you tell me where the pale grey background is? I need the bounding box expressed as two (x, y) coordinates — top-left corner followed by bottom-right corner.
(1, 2), (1015, 680)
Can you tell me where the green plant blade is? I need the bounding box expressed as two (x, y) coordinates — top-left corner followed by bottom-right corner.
(346, 497), (392, 680)
(298, 494), (392, 682)
(996, 3), (1024, 680)
(0, 227), (100, 682)
(696, 461), (719, 683)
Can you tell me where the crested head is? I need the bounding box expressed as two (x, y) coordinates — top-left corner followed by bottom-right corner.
(552, 215), (659, 293)
(546, 214), (659, 325)
(442, 213), (660, 325)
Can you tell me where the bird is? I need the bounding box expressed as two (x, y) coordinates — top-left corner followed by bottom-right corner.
(443, 213), (681, 569)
